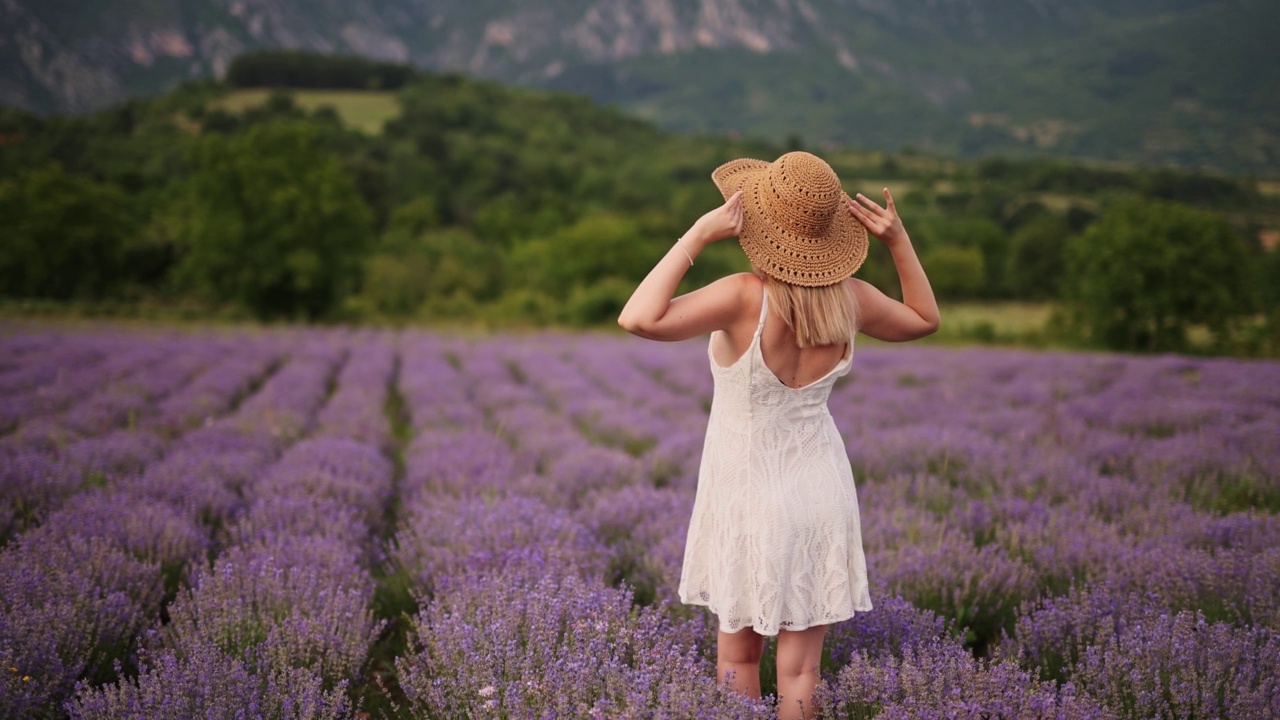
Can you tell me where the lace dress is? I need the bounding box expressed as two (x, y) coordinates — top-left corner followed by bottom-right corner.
(678, 291), (873, 635)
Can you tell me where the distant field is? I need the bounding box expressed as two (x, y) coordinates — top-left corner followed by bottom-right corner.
(0, 298), (1060, 348)
(924, 301), (1057, 346)
(214, 89), (401, 134)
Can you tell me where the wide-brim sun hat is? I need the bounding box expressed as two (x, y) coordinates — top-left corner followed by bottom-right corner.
(712, 151), (868, 287)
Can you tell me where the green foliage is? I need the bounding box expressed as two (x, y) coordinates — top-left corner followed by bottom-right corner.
(358, 226), (499, 319)
(1007, 214), (1071, 300)
(1244, 246), (1280, 356)
(567, 278), (638, 327)
(0, 164), (135, 300)
(168, 121), (373, 320)
(1063, 198), (1254, 352)
(853, 242), (903, 301)
(950, 217), (1010, 297)
(507, 213), (655, 300)
(921, 246), (986, 300)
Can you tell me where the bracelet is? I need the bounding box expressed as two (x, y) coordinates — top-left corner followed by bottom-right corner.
(675, 240), (694, 267)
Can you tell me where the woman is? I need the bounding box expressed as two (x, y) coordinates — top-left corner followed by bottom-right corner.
(618, 151), (939, 719)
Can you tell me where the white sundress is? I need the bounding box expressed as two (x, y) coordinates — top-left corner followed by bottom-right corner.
(678, 289), (873, 635)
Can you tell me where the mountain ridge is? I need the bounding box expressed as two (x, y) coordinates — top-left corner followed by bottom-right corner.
(3, 0), (1276, 173)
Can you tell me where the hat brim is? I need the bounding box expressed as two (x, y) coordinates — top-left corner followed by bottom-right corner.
(711, 158), (869, 287)
(711, 158), (771, 199)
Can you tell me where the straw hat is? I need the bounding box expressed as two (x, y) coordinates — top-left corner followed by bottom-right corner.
(711, 151), (868, 287)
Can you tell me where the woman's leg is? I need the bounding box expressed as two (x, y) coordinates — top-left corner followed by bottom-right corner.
(717, 627), (765, 698)
(775, 624), (827, 720)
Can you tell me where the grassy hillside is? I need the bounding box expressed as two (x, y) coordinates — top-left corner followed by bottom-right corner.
(213, 90), (401, 134)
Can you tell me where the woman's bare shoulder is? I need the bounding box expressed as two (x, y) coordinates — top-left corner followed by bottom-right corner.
(732, 272), (764, 312)
(720, 272), (764, 334)
(848, 277), (877, 294)
(732, 271), (763, 293)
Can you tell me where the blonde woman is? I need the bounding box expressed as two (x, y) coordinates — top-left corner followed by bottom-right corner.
(618, 152), (940, 719)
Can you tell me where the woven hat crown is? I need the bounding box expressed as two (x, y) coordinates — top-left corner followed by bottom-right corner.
(711, 151), (869, 287)
(765, 152), (843, 238)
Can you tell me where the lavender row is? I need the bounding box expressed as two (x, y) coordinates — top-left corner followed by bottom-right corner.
(509, 338), (703, 492)
(3, 334), (349, 718)
(223, 333), (349, 441)
(10, 341), (220, 449)
(818, 583), (1280, 720)
(314, 332), (397, 449)
(0, 337), (301, 718)
(71, 334), (398, 718)
(0, 333), (120, 429)
(0, 333), (207, 445)
(0, 337), (286, 542)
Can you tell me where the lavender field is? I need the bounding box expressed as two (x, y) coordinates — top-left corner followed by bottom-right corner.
(2, 324), (1279, 719)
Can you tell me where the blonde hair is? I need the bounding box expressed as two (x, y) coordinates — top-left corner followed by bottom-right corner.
(760, 273), (859, 348)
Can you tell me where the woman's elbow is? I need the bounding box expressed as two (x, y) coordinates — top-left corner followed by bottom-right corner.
(898, 315), (940, 342)
(617, 313), (649, 336)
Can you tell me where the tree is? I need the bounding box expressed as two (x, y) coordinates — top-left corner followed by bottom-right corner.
(1063, 197), (1254, 352)
(1253, 246), (1280, 355)
(506, 213), (655, 299)
(360, 226), (499, 318)
(0, 164), (134, 300)
(921, 246), (986, 299)
(169, 121), (373, 319)
(917, 214), (1009, 298)
(1006, 214), (1070, 300)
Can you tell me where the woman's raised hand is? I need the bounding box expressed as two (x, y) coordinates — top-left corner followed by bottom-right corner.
(848, 188), (905, 246)
(687, 190), (745, 247)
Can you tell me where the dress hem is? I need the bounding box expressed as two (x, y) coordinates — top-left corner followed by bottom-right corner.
(679, 596), (874, 637)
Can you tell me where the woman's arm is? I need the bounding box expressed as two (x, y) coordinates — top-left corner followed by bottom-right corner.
(847, 188), (941, 342)
(618, 191), (748, 342)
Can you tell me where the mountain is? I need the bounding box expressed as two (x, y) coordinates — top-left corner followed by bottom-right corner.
(3, 0), (1277, 173)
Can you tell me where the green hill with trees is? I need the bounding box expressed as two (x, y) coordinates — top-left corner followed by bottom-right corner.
(1, 52), (1277, 355)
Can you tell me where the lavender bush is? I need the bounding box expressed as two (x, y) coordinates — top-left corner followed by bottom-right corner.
(812, 640), (1111, 720)
(397, 558), (769, 719)
(161, 543), (382, 686)
(1006, 584), (1280, 719)
(1, 534), (162, 719)
(67, 639), (350, 720)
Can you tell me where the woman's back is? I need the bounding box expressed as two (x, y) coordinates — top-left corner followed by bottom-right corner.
(708, 275), (852, 390)
(759, 315), (850, 390)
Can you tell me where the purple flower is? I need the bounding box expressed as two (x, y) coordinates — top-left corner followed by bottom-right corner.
(1, 533), (162, 717)
(164, 543), (382, 686)
(1007, 583), (1280, 718)
(68, 638), (350, 720)
(397, 560), (769, 719)
(392, 494), (607, 598)
(813, 639), (1109, 719)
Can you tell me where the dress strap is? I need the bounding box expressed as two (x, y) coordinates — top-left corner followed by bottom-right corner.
(752, 284), (769, 342)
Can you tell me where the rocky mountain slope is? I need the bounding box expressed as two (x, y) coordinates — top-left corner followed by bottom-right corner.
(3, 0), (1276, 171)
